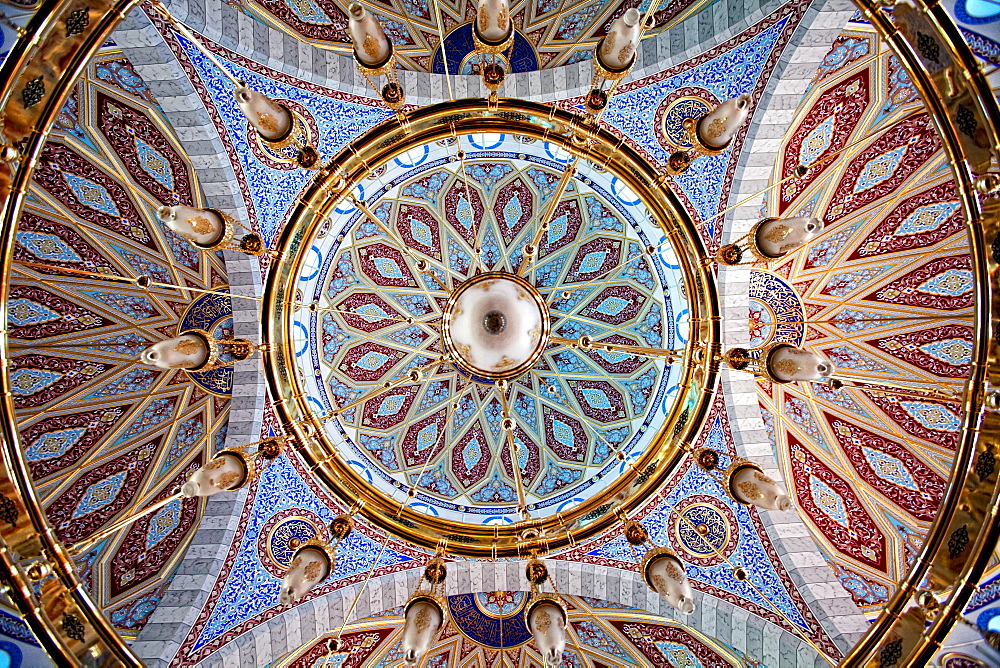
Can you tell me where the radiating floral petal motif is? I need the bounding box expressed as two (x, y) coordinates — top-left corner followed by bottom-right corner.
(868, 325), (974, 378)
(824, 414), (946, 521)
(293, 134), (682, 527)
(788, 436), (887, 571)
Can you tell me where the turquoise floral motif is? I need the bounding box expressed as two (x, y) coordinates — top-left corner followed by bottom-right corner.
(72, 470), (128, 519)
(9, 368), (63, 396)
(917, 268), (973, 296)
(854, 145), (907, 193)
(919, 338), (973, 365)
(900, 401), (960, 432)
(809, 475), (849, 527)
(895, 201), (960, 235)
(16, 231), (84, 262)
(25, 427), (86, 462)
(862, 447), (919, 490)
(134, 135), (175, 191)
(145, 499), (182, 549)
(62, 171), (121, 217)
(535, 459), (582, 495)
(8, 298), (60, 326)
(799, 115), (835, 166)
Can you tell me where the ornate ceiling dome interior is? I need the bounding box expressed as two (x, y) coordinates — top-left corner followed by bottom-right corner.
(0, 0), (996, 667)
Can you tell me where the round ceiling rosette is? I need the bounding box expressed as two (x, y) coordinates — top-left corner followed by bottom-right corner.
(263, 100), (721, 556)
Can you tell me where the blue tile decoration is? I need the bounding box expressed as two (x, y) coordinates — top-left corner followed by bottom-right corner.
(192, 456), (412, 650)
(600, 17), (789, 228)
(178, 35), (390, 243)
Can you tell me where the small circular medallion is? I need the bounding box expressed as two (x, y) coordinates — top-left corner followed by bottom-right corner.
(259, 509), (326, 577)
(659, 95), (714, 151)
(669, 495), (737, 566)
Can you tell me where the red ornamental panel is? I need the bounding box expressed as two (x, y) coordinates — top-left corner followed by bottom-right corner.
(538, 198), (583, 258)
(493, 177), (534, 243)
(15, 210), (122, 277)
(46, 438), (160, 544)
(825, 113), (941, 223)
(396, 203), (442, 260)
(401, 409), (448, 467)
(9, 354), (112, 409)
(608, 620), (731, 668)
(779, 68), (872, 214)
(824, 413), (946, 521)
(8, 285), (112, 339)
(443, 179), (484, 246)
(451, 423), (492, 487)
(288, 628), (395, 668)
(248, 0), (349, 42)
(867, 393), (961, 450)
(865, 255), (973, 311)
(787, 434), (888, 571)
(867, 324), (973, 378)
(21, 404), (132, 479)
(500, 425), (541, 484)
(95, 91), (194, 205)
(847, 180), (964, 260)
(109, 457), (202, 598)
(32, 143), (160, 250)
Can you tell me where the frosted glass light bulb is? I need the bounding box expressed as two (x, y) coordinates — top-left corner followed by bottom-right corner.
(348, 3), (392, 68)
(181, 452), (247, 497)
(527, 601), (566, 668)
(697, 93), (751, 149)
(766, 345), (835, 382)
(140, 335), (208, 370)
(730, 464), (794, 511)
(234, 86), (291, 141)
(476, 0), (511, 43)
(401, 598), (443, 666)
(278, 546), (332, 605)
(754, 216), (823, 258)
(157, 205), (227, 247)
(646, 552), (696, 615)
(597, 8), (641, 71)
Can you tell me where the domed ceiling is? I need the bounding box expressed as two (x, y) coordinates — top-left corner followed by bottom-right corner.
(4, 43), (234, 638)
(0, 0), (998, 665)
(754, 15), (974, 618)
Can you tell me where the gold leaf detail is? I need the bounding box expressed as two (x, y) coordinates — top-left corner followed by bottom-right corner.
(764, 224), (792, 243)
(414, 606), (431, 632)
(363, 33), (379, 60)
(771, 358), (800, 377)
(737, 480), (763, 500)
(217, 470), (241, 489)
(173, 339), (203, 356)
(618, 43), (634, 64)
(304, 560), (322, 581)
(534, 609), (551, 633)
(257, 112), (278, 133)
(705, 117), (728, 140)
(189, 215), (214, 234)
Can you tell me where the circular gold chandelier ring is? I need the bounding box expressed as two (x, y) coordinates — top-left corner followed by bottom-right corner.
(261, 98), (722, 557)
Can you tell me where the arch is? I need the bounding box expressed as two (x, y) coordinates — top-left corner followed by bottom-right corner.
(717, 0), (870, 656)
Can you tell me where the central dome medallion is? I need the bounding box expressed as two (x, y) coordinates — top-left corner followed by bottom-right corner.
(443, 272), (550, 381)
(263, 99), (720, 556)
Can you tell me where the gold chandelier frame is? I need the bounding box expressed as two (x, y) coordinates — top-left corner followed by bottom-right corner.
(261, 97), (722, 558)
(0, 0), (995, 663)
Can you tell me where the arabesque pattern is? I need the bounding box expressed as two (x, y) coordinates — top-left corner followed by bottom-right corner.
(7, 46), (232, 638)
(754, 18), (971, 618)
